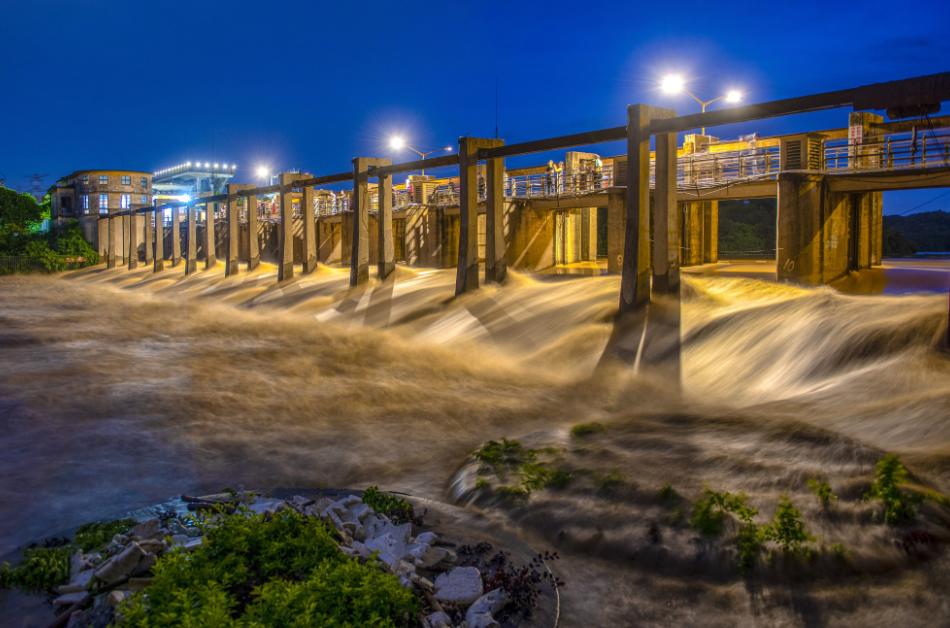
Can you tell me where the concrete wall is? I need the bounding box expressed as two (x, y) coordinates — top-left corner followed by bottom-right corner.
(507, 202), (555, 271)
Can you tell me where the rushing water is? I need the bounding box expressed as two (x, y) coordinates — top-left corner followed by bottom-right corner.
(1, 263), (948, 625)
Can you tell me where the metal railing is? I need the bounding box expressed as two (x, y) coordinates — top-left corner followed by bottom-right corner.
(825, 127), (950, 171)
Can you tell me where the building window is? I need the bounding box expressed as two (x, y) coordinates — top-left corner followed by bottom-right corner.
(140, 177), (148, 189)
(120, 175), (131, 186)
(120, 194), (131, 209)
(82, 194), (89, 212)
(140, 195), (148, 205)
(99, 175), (109, 185)
(81, 174), (89, 184)
(99, 194), (109, 214)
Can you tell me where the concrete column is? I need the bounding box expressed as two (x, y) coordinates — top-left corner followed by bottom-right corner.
(171, 207), (182, 267)
(204, 202), (217, 270)
(127, 212), (138, 270)
(606, 191), (625, 274)
(303, 185), (317, 274)
(777, 173), (824, 284)
(144, 211), (153, 263)
(97, 218), (109, 258)
(456, 137), (503, 296)
(225, 189), (240, 276)
(621, 105), (672, 312)
(107, 214), (118, 269)
(278, 179), (295, 282)
(702, 201), (719, 263)
(485, 143), (506, 283)
(653, 127), (679, 293)
(247, 194), (259, 271)
(350, 158), (387, 286)
(376, 164), (395, 279)
(153, 208), (164, 272)
(850, 112), (885, 266)
(186, 204), (197, 275)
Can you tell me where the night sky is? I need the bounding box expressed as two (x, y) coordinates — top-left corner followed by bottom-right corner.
(2, 0), (948, 213)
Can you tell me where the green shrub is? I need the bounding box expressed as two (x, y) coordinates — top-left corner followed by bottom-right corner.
(762, 496), (811, 554)
(243, 560), (417, 627)
(865, 454), (921, 525)
(735, 523), (763, 573)
(117, 509), (414, 626)
(24, 240), (65, 272)
(689, 489), (757, 536)
(594, 470), (625, 495)
(658, 484), (680, 503)
(569, 422), (605, 438)
(520, 462), (572, 491)
(362, 487), (414, 524)
(51, 225), (99, 265)
(474, 439), (536, 472)
(0, 546), (72, 592)
(806, 478), (837, 511)
(74, 518), (137, 552)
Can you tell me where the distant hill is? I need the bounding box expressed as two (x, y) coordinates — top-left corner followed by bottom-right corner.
(883, 210), (950, 256)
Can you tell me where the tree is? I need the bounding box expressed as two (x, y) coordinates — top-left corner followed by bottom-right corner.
(0, 186), (44, 251)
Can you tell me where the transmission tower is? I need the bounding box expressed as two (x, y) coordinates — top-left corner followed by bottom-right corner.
(28, 173), (48, 200)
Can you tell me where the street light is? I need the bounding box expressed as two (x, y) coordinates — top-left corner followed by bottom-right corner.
(659, 74), (743, 134)
(388, 135), (453, 176)
(255, 165), (271, 182)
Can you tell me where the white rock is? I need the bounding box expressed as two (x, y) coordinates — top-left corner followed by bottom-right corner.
(69, 550), (85, 579)
(94, 542), (145, 585)
(465, 588), (508, 628)
(248, 499), (287, 515)
(347, 502), (372, 522)
(106, 590), (130, 607)
(415, 531), (438, 545)
(365, 531), (410, 562)
(434, 566), (483, 606)
(415, 545), (449, 569)
(424, 611), (453, 628)
(130, 518), (161, 540)
(53, 591), (90, 606)
(56, 569), (94, 594)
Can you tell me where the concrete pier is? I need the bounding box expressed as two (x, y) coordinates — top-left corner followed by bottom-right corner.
(127, 212), (138, 270)
(376, 164), (394, 280)
(153, 208), (164, 272)
(278, 176), (295, 281)
(456, 137), (502, 295)
(484, 142), (506, 283)
(225, 188), (240, 276)
(303, 184), (317, 274)
(107, 215), (118, 268)
(653, 124), (679, 293)
(171, 207), (181, 267)
(204, 202), (217, 270)
(186, 205), (197, 275)
(143, 212), (153, 264)
(350, 157), (388, 286)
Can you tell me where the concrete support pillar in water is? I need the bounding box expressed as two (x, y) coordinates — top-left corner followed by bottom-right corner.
(186, 204), (198, 275)
(652, 124), (679, 293)
(246, 192), (259, 271)
(153, 207), (164, 272)
(225, 186), (240, 277)
(456, 137), (503, 295)
(107, 214), (118, 269)
(144, 210), (153, 264)
(171, 206), (182, 267)
(376, 162), (394, 280)
(204, 202), (217, 270)
(127, 212), (138, 270)
(620, 104), (673, 312)
(849, 111), (886, 266)
(485, 141), (507, 284)
(303, 184), (317, 274)
(278, 175), (295, 282)
(350, 157), (388, 286)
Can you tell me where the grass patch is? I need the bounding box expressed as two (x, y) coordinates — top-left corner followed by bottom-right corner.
(362, 486), (414, 524)
(116, 509), (416, 626)
(473, 438), (571, 497)
(0, 545), (72, 592)
(806, 478), (837, 512)
(569, 422), (605, 438)
(74, 518), (137, 552)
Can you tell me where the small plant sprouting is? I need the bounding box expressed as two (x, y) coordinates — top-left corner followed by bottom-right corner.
(361, 486), (414, 524)
(594, 470), (625, 496)
(689, 489), (757, 537)
(658, 484), (680, 503)
(806, 478), (837, 511)
(865, 454), (921, 525)
(762, 496), (811, 554)
(569, 422), (606, 439)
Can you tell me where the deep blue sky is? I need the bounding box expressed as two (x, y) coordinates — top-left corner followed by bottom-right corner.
(2, 0), (948, 213)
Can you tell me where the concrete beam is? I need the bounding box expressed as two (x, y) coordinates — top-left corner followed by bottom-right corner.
(457, 137), (503, 296)
(153, 208), (164, 272)
(485, 142), (506, 283)
(186, 205), (197, 275)
(204, 202), (217, 270)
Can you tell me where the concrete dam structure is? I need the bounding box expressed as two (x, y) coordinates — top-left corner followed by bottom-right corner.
(84, 72), (950, 310)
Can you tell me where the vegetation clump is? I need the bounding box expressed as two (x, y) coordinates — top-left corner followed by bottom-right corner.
(689, 489), (757, 537)
(116, 508), (417, 627)
(474, 438), (572, 497)
(74, 518), (137, 552)
(762, 496), (811, 554)
(362, 486), (414, 524)
(0, 544), (72, 592)
(865, 454), (921, 525)
(569, 422), (605, 438)
(806, 478), (837, 511)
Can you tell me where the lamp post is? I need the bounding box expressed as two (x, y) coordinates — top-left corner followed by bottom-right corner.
(388, 136), (453, 176)
(659, 74), (743, 135)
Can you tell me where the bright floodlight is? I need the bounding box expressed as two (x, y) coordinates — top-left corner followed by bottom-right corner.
(660, 74), (686, 95)
(444, 145), (453, 152)
(256, 165), (270, 179)
(204, 162), (210, 168)
(725, 89), (743, 103)
(213, 163), (219, 169)
(179, 194), (192, 203)
(389, 135), (406, 151)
